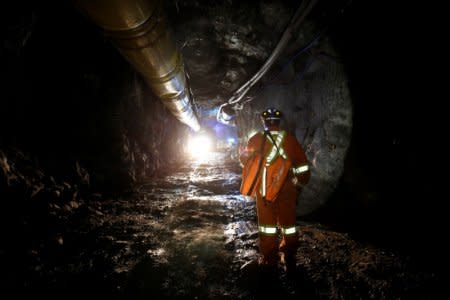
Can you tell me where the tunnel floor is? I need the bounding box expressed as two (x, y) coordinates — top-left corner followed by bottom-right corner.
(1, 152), (440, 299)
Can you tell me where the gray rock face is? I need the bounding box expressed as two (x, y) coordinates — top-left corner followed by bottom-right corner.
(169, 2), (353, 215)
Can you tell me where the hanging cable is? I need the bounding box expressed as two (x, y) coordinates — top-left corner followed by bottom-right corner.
(227, 0), (318, 106)
(216, 0), (318, 125)
(223, 29), (323, 115)
(216, 0), (353, 125)
(243, 54), (315, 106)
(247, 30), (324, 95)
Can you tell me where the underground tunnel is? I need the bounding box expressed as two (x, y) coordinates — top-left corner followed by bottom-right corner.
(0, 0), (443, 299)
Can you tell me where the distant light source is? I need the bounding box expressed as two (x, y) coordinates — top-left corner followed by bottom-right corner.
(187, 134), (213, 158)
(227, 137), (236, 145)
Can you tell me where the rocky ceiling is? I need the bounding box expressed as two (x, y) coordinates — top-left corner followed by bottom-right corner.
(168, 0), (345, 110)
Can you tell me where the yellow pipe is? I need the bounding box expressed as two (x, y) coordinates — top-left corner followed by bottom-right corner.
(73, 0), (200, 131)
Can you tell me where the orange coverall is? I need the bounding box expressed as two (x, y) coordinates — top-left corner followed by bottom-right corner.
(240, 128), (310, 267)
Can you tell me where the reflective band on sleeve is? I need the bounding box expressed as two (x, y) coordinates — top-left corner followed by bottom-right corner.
(259, 226), (277, 234)
(293, 164), (309, 174)
(281, 226), (297, 235)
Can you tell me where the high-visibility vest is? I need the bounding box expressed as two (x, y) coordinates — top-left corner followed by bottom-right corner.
(260, 131), (292, 202)
(240, 131), (310, 200)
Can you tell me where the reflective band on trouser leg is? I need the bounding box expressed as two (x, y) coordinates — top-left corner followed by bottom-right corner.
(293, 164), (309, 175)
(259, 225), (277, 235)
(281, 226), (297, 235)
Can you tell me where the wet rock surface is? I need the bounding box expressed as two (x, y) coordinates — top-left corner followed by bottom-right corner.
(0, 152), (441, 299)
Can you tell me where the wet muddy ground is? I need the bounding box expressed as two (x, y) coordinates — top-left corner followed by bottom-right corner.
(0, 152), (441, 299)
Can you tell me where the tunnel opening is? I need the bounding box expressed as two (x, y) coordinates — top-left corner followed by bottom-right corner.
(1, 0), (443, 298)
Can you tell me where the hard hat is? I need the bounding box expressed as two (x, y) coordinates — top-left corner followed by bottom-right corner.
(261, 107), (282, 129)
(261, 107), (283, 121)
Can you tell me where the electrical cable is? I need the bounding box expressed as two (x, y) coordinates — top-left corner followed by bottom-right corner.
(216, 0), (353, 122)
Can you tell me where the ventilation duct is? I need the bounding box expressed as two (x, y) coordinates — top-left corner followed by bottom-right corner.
(73, 0), (201, 131)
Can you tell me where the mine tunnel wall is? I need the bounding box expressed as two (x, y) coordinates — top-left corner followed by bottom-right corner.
(0, 1), (187, 196)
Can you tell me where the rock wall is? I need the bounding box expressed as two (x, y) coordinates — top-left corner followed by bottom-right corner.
(0, 0), (186, 196)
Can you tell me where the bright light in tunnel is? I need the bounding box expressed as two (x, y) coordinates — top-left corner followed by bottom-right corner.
(187, 134), (213, 158)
